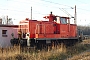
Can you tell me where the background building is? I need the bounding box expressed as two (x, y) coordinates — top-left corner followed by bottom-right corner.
(0, 25), (18, 47)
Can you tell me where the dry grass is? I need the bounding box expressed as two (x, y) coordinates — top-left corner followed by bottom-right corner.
(48, 39), (90, 60)
(0, 39), (90, 60)
(0, 43), (66, 60)
(0, 45), (20, 60)
(67, 51), (90, 60)
(66, 39), (90, 60)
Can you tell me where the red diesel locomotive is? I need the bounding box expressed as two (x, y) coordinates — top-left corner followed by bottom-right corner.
(11, 12), (81, 49)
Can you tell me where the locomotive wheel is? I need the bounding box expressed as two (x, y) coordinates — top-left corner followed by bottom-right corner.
(10, 38), (19, 46)
(20, 40), (23, 44)
(20, 39), (27, 46)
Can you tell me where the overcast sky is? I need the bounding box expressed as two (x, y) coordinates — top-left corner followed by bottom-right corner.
(0, 0), (90, 25)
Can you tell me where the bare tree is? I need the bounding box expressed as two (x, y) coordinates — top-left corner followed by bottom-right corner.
(0, 15), (14, 25)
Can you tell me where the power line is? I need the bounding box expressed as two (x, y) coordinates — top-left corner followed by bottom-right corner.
(77, 8), (90, 11)
(4, 0), (61, 14)
(2, 0), (75, 9)
(0, 8), (47, 16)
(75, 0), (88, 4)
(41, 0), (90, 12)
(42, 0), (90, 11)
(59, 8), (73, 17)
(1, 0), (90, 16)
(5, 0), (76, 17)
(6, 0), (90, 12)
(0, 0), (73, 15)
(0, 0), (74, 16)
(7, 0), (46, 6)
(7, 0), (73, 9)
(74, 0), (90, 11)
(41, 0), (71, 7)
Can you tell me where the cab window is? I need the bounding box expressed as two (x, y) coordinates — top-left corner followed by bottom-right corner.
(60, 17), (67, 24)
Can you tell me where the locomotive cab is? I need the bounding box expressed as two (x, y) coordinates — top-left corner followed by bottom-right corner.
(43, 12), (69, 24)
